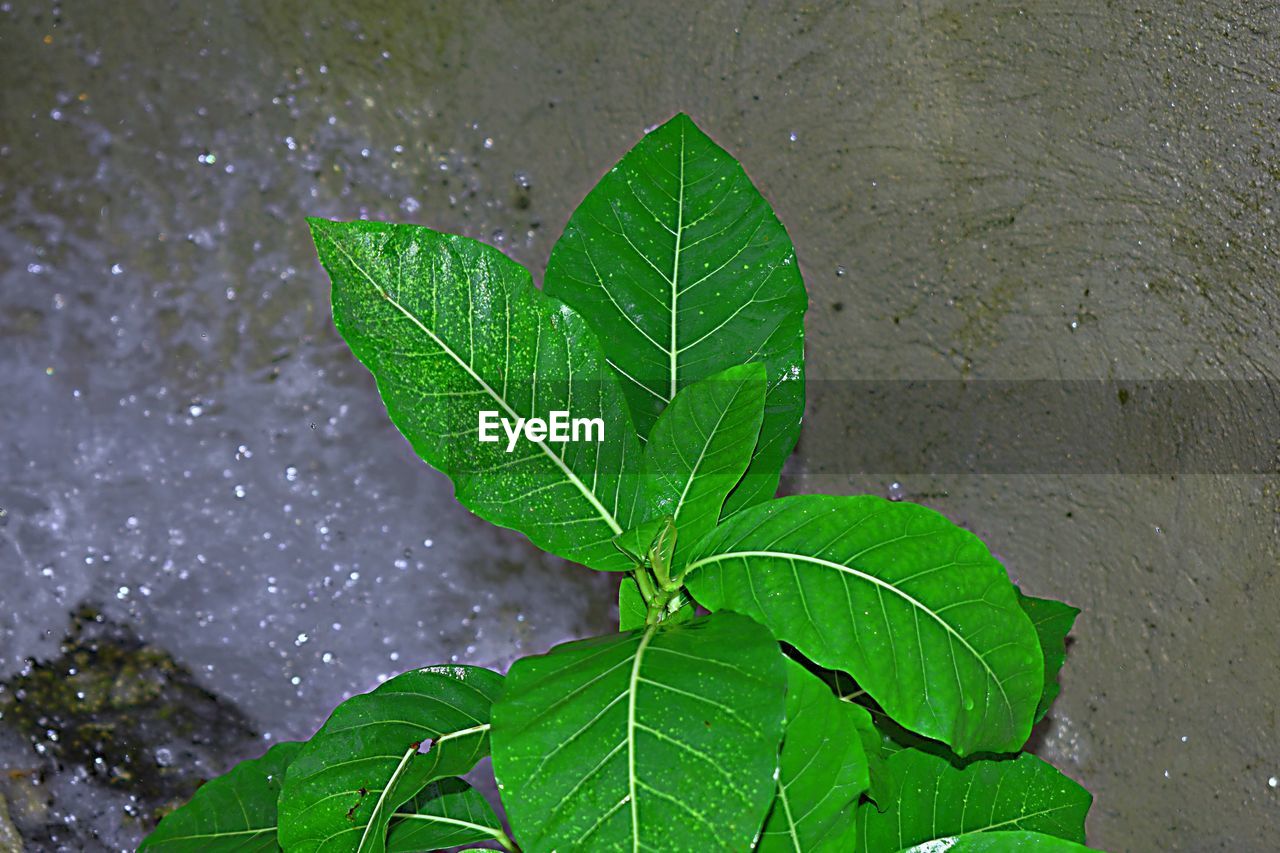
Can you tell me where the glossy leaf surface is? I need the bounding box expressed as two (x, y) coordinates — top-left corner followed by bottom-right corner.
(757, 660), (870, 851)
(491, 612), (787, 852)
(313, 219), (641, 571)
(637, 362), (766, 569)
(900, 832), (1100, 852)
(686, 495), (1042, 755)
(544, 114), (806, 515)
(857, 749), (1092, 851)
(1017, 589), (1079, 722)
(385, 778), (508, 853)
(279, 666), (503, 853)
(139, 741), (301, 851)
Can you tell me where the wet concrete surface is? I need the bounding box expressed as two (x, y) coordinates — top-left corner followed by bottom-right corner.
(1, 2), (1277, 850)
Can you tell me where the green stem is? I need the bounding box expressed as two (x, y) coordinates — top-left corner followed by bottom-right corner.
(633, 566), (657, 603)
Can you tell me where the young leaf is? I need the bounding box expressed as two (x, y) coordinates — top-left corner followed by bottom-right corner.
(139, 741), (301, 851)
(385, 778), (510, 853)
(684, 495), (1043, 755)
(311, 219), (642, 571)
(618, 575), (648, 631)
(613, 515), (671, 564)
(637, 362), (767, 570)
(490, 612), (787, 851)
(856, 749), (1092, 852)
(899, 831), (1101, 852)
(757, 660), (870, 851)
(543, 113), (806, 516)
(279, 666), (503, 853)
(1017, 588), (1079, 722)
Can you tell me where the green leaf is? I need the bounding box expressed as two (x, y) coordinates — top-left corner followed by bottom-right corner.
(312, 218), (642, 571)
(1017, 588), (1079, 722)
(637, 363), (767, 569)
(543, 114), (806, 516)
(618, 576), (648, 631)
(685, 495), (1043, 755)
(865, 703), (949, 762)
(757, 660), (870, 851)
(842, 695), (889, 808)
(857, 749), (1092, 852)
(385, 778), (510, 853)
(139, 741), (301, 851)
(809, 670), (891, 800)
(613, 516), (670, 564)
(899, 832), (1102, 852)
(490, 612), (788, 851)
(279, 666), (504, 853)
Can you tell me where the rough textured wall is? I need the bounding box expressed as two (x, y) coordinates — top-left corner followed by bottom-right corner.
(1, 2), (1276, 849)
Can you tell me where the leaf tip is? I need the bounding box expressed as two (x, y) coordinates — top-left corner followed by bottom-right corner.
(305, 216), (339, 244)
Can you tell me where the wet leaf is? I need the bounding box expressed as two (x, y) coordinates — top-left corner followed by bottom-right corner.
(756, 660), (870, 851)
(857, 749), (1092, 851)
(685, 495), (1042, 755)
(898, 832), (1101, 852)
(637, 362), (767, 570)
(139, 740), (300, 851)
(1017, 589), (1079, 722)
(313, 219), (642, 571)
(385, 778), (508, 853)
(490, 612), (787, 851)
(279, 666), (503, 853)
(544, 114), (806, 516)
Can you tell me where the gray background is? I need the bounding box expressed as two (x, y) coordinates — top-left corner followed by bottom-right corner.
(1, 2), (1277, 850)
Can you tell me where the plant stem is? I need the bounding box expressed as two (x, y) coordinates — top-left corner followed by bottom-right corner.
(633, 566), (657, 603)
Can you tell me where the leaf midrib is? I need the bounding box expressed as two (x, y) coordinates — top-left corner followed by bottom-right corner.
(627, 624), (657, 852)
(324, 233), (622, 536)
(146, 826), (273, 843)
(389, 809), (505, 840)
(355, 746), (417, 853)
(668, 123), (686, 402)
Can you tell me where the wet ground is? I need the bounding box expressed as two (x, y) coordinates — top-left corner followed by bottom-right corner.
(1, 2), (1277, 850)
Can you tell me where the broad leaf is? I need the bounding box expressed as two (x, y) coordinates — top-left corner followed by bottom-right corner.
(685, 495), (1043, 755)
(1017, 589), (1079, 722)
(757, 660), (870, 851)
(637, 362), (766, 569)
(312, 219), (642, 571)
(386, 778), (509, 853)
(490, 611), (787, 851)
(899, 832), (1100, 852)
(544, 113), (806, 516)
(857, 750), (1092, 852)
(279, 666), (503, 853)
(139, 741), (300, 851)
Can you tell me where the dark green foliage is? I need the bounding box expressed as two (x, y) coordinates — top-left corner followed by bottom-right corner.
(142, 116), (1093, 853)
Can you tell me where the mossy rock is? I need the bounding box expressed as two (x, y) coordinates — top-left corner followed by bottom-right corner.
(0, 606), (256, 809)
